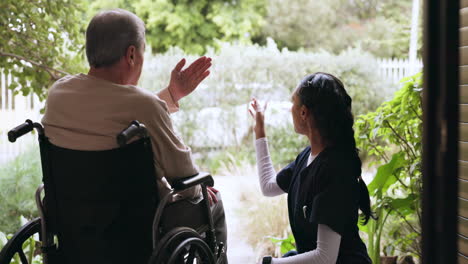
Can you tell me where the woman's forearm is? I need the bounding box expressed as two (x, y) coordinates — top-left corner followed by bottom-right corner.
(255, 127), (266, 139)
(271, 224), (341, 264)
(255, 137), (284, 196)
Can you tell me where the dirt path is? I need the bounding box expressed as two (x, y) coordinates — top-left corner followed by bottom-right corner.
(214, 175), (256, 263)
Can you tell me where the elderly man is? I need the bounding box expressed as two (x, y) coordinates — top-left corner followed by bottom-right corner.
(42, 8), (227, 262)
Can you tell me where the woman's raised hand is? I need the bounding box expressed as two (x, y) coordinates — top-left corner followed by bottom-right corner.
(248, 98), (267, 139)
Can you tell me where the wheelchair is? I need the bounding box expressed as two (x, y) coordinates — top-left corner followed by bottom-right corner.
(0, 120), (225, 264)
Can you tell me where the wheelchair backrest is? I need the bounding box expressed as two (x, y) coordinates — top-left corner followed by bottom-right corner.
(40, 136), (159, 264)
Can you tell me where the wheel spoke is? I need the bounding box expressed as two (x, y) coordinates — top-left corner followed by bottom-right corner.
(187, 245), (197, 263)
(167, 237), (214, 264)
(18, 248), (29, 264)
(178, 246), (189, 263)
(0, 218), (41, 264)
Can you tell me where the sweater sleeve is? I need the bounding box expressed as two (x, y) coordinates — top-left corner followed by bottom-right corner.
(270, 224), (341, 264)
(141, 93), (200, 199)
(157, 87), (179, 114)
(255, 137), (285, 197)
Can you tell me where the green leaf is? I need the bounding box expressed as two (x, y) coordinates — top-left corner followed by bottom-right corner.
(368, 152), (405, 195)
(267, 234), (296, 255)
(358, 221), (369, 233)
(388, 194), (418, 216)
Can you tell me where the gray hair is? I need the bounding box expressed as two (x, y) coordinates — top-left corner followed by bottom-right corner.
(86, 9), (145, 68)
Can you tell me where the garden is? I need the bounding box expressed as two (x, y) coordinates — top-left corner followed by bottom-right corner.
(0, 0), (422, 263)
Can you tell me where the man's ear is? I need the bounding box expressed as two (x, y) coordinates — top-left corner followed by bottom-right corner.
(300, 105), (308, 120)
(126, 45), (136, 66)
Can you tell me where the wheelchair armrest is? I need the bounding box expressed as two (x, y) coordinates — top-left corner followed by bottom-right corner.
(172, 172), (214, 191)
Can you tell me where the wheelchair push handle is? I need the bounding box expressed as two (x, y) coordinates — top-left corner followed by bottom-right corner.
(8, 119), (34, 142)
(117, 120), (148, 147)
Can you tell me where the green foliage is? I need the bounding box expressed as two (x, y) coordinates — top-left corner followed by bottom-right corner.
(236, 182), (290, 258)
(268, 124), (309, 169)
(0, 147), (42, 234)
(197, 123), (307, 175)
(141, 41), (392, 171)
(196, 146), (255, 175)
(0, 217), (42, 264)
(355, 72), (422, 262)
(1, 0), (265, 100)
(384, 216), (420, 257)
(0, 0), (417, 106)
(143, 41), (391, 113)
(260, 0), (419, 58)
(0, 0), (88, 100)
(268, 234), (296, 255)
(0, 230), (6, 249)
(87, 0), (266, 54)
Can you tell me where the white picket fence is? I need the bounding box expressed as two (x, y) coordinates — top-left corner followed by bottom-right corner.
(0, 58), (423, 164)
(0, 71), (43, 164)
(377, 58), (423, 84)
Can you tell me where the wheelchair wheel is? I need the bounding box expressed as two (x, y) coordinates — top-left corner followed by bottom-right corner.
(0, 218), (41, 264)
(167, 237), (215, 264)
(149, 227), (215, 264)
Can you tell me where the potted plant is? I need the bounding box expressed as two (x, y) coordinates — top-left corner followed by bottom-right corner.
(381, 244), (397, 264)
(356, 73), (423, 264)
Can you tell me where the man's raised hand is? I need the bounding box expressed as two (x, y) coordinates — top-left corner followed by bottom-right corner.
(168, 56), (212, 102)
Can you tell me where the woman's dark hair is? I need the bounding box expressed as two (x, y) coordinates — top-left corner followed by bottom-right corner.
(296, 72), (375, 225)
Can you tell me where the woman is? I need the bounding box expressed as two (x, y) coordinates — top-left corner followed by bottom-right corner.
(249, 73), (373, 264)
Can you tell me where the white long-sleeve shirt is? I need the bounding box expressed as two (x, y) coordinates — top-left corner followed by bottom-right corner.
(255, 137), (341, 264)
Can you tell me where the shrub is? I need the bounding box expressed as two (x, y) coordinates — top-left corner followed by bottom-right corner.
(267, 123), (308, 169)
(259, 0), (414, 58)
(140, 41), (393, 171)
(0, 216), (42, 264)
(235, 180), (290, 260)
(0, 146), (42, 234)
(142, 40), (391, 114)
(355, 72), (422, 263)
(214, 158), (291, 260)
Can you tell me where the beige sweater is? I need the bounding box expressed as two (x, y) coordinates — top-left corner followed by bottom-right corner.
(42, 74), (200, 200)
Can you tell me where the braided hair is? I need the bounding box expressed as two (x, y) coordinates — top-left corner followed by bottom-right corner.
(295, 72), (374, 225)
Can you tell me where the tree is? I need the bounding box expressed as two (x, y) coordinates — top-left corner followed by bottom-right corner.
(260, 0), (418, 58)
(87, 0), (267, 54)
(0, 0), (88, 100)
(0, 0), (267, 100)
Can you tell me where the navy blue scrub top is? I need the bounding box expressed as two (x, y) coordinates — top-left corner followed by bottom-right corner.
(276, 146), (371, 263)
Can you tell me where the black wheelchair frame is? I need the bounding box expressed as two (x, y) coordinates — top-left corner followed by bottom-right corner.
(0, 120), (225, 264)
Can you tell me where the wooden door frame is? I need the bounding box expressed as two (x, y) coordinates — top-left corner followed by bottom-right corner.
(422, 0), (460, 263)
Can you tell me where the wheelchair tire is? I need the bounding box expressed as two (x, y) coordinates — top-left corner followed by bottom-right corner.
(149, 227), (215, 264)
(0, 218), (41, 264)
(167, 237), (215, 264)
